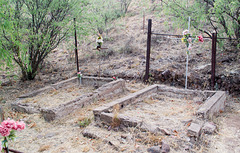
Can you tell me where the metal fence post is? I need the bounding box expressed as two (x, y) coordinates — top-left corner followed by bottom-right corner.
(211, 33), (217, 90)
(144, 19), (152, 82)
(74, 18), (80, 73)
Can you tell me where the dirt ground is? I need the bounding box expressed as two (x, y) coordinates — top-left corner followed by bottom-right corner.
(21, 84), (95, 108)
(1, 80), (239, 153)
(0, 0), (239, 152)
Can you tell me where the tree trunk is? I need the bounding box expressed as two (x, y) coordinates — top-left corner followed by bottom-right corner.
(20, 65), (37, 81)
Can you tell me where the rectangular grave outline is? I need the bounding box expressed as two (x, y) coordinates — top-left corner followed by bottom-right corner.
(11, 76), (126, 121)
(93, 85), (226, 133)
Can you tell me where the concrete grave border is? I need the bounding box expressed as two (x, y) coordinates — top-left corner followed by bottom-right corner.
(11, 76), (126, 121)
(93, 84), (226, 136)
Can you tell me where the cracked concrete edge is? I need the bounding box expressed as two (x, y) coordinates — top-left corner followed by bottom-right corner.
(157, 84), (216, 98)
(197, 91), (226, 119)
(93, 84), (158, 120)
(100, 112), (143, 128)
(82, 127), (120, 151)
(11, 99), (40, 114)
(99, 112), (171, 135)
(18, 86), (54, 98)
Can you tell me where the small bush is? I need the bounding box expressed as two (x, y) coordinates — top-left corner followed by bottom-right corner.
(79, 118), (91, 128)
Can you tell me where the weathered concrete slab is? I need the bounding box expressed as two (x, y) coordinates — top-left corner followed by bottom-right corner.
(197, 91), (226, 119)
(100, 112), (143, 128)
(187, 123), (202, 138)
(82, 126), (120, 151)
(11, 99), (40, 114)
(93, 84), (158, 120)
(202, 122), (216, 134)
(80, 76), (113, 87)
(100, 113), (168, 135)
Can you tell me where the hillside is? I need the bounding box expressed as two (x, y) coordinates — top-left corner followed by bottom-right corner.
(0, 0), (239, 152)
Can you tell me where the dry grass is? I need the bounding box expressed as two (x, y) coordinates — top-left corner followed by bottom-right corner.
(143, 97), (158, 104)
(111, 104), (121, 128)
(38, 145), (51, 152)
(82, 146), (90, 152)
(141, 132), (163, 145)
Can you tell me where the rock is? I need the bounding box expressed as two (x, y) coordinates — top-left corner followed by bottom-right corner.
(161, 141), (170, 153)
(161, 70), (171, 81)
(139, 55), (145, 59)
(189, 136), (196, 143)
(121, 134), (132, 141)
(193, 97), (204, 105)
(82, 129), (98, 139)
(140, 122), (159, 134)
(184, 145), (190, 151)
(202, 122), (216, 134)
(187, 123), (202, 138)
(181, 119), (192, 126)
(37, 135), (44, 139)
(220, 57), (233, 63)
(45, 132), (57, 138)
(159, 128), (171, 135)
(1, 81), (12, 86)
(121, 134), (127, 139)
(147, 146), (161, 153)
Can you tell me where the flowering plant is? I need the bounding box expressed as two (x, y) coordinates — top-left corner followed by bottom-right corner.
(0, 118), (25, 152)
(112, 77), (117, 81)
(77, 72), (82, 79)
(181, 30), (204, 53)
(96, 34), (103, 49)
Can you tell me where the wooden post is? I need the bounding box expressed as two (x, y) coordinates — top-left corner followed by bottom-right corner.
(74, 18), (79, 72)
(144, 19), (152, 82)
(211, 33), (217, 90)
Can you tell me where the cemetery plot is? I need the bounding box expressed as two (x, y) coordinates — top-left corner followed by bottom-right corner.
(119, 93), (202, 131)
(20, 84), (95, 108)
(11, 76), (126, 121)
(94, 85), (225, 137)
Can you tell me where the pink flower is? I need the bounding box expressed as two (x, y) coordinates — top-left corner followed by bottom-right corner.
(1, 118), (17, 130)
(0, 142), (2, 151)
(112, 77), (116, 80)
(0, 125), (11, 137)
(182, 30), (189, 36)
(187, 37), (192, 43)
(198, 35), (204, 42)
(14, 121), (25, 131)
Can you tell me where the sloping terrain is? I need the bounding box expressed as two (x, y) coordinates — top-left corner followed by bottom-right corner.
(0, 0), (239, 152)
